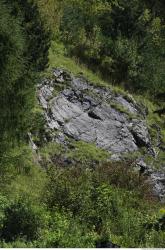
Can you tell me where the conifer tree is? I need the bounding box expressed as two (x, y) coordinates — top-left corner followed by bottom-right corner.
(0, 0), (50, 154)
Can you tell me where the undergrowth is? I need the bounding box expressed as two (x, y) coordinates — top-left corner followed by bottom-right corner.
(0, 137), (164, 248)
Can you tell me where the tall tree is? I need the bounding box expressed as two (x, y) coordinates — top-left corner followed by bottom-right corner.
(0, 0), (50, 154)
(5, 0), (50, 71)
(59, 0), (165, 96)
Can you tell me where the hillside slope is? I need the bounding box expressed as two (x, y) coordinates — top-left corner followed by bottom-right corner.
(30, 67), (165, 202)
(1, 0), (165, 247)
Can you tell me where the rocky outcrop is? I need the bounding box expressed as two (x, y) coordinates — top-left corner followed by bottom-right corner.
(36, 68), (165, 202)
(38, 69), (152, 154)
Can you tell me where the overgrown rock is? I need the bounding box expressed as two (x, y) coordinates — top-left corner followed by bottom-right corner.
(38, 69), (150, 154)
(36, 68), (165, 202)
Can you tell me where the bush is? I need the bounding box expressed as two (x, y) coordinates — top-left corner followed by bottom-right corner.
(43, 161), (163, 247)
(37, 211), (97, 248)
(94, 161), (155, 201)
(1, 198), (48, 242)
(45, 166), (93, 215)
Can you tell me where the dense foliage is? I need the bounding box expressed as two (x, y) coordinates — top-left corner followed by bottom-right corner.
(0, 143), (164, 248)
(62, 0), (165, 95)
(0, 0), (50, 153)
(37, 0), (165, 96)
(0, 0), (164, 248)
(0, 1), (27, 148)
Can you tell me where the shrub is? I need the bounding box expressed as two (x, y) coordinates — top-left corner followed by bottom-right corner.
(1, 198), (48, 242)
(45, 166), (93, 216)
(37, 211), (97, 248)
(94, 161), (155, 201)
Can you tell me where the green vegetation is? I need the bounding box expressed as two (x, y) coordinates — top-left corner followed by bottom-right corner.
(48, 41), (139, 104)
(0, 0), (165, 248)
(37, 0), (165, 98)
(0, 1), (28, 148)
(0, 0), (50, 154)
(66, 141), (109, 166)
(40, 141), (109, 168)
(0, 135), (164, 247)
(1, 154), (164, 248)
(48, 41), (110, 88)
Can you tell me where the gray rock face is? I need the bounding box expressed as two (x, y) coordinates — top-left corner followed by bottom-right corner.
(48, 95), (138, 154)
(37, 68), (165, 202)
(136, 159), (165, 203)
(115, 96), (138, 114)
(38, 69), (149, 154)
(151, 171), (165, 203)
(38, 69), (153, 154)
(131, 120), (151, 147)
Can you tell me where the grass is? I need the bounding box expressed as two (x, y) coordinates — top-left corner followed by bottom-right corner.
(48, 41), (114, 89)
(49, 42), (161, 111)
(0, 144), (47, 202)
(48, 42), (161, 117)
(161, 129), (165, 144)
(8, 165), (47, 202)
(39, 140), (110, 168)
(66, 141), (110, 166)
(48, 42), (146, 106)
(110, 101), (137, 120)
